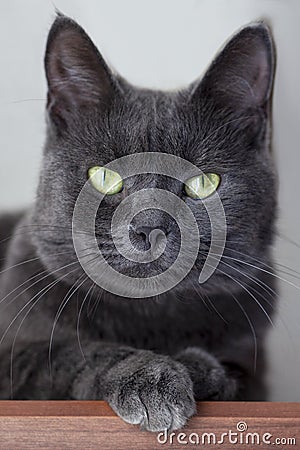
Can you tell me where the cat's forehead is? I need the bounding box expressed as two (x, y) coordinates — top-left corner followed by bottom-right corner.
(86, 89), (232, 171)
(96, 89), (198, 157)
(66, 84), (258, 175)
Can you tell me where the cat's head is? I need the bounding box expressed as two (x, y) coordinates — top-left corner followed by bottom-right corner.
(32, 15), (277, 298)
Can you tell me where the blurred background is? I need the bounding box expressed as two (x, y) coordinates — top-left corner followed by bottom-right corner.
(0, 0), (299, 400)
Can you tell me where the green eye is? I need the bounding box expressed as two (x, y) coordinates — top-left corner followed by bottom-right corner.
(88, 166), (123, 195)
(184, 173), (220, 199)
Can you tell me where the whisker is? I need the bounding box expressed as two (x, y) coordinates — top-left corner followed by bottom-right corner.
(202, 259), (258, 372)
(230, 290), (258, 373)
(208, 254), (294, 336)
(0, 262), (81, 351)
(189, 282), (210, 312)
(48, 255), (99, 376)
(48, 273), (89, 377)
(192, 278), (228, 323)
(204, 241), (300, 289)
(206, 241), (300, 279)
(10, 98), (46, 104)
(8, 265), (81, 399)
(0, 249), (76, 277)
(215, 264), (298, 367)
(208, 253), (276, 309)
(0, 247), (96, 310)
(276, 231), (300, 250)
(214, 266), (275, 328)
(0, 224), (96, 248)
(204, 249), (299, 344)
(0, 261), (78, 310)
(222, 253), (300, 291)
(90, 288), (104, 321)
(211, 266), (258, 373)
(76, 283), (96, 361)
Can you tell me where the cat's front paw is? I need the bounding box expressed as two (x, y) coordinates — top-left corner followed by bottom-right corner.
(104, 351), (196, 432)
(175, 347), (238, 400)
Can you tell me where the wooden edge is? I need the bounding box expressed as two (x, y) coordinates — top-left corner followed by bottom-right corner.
(0, 400), (298, 417)
(0, 402), (298, 450)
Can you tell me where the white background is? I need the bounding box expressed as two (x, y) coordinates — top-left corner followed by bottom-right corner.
(0, 0), (299, 400)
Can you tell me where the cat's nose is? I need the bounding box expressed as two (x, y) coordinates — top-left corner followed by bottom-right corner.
(135, 226), (167, 248)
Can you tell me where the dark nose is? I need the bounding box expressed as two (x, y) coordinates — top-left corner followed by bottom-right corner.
(135, 226), (167, 248)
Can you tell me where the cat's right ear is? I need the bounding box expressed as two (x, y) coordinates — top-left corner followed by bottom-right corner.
(192, 23), (275, 113)
(45, 15), (116, 130)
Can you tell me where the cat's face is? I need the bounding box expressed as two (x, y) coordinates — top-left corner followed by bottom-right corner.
(32, 16), (277, 298)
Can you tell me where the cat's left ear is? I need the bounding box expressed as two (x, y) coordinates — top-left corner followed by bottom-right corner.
(45, 15), (116, 129)
(193, 23), (275, 111)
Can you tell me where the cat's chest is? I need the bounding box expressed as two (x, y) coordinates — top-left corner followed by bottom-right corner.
(79, 294), (229, 354)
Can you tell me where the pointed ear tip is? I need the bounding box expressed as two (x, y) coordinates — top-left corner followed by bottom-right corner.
(49, 13), (80, 37)
(247, 20), (272, 31)
(240, 21), (274, 45)
(46, 14), (84, 56)
(45, 14), (79, 72)
(234, 21), (275, 66)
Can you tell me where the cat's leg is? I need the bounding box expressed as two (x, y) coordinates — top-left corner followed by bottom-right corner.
(0, 341), (195, 431)
(174, 347), (238, 400)
(74, 345), (196, 431)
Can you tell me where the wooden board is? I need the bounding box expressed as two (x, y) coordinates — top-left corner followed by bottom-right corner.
(0, 401), (299, 449)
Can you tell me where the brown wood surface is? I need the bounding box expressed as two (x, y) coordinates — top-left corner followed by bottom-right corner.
(0, 401), (298, 449)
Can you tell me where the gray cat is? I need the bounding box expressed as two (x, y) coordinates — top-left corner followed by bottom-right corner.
(0, 15), (277, 432)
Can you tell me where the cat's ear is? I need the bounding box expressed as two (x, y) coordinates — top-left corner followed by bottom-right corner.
(45, 15), (116, 129)
(193, 23), (275, 111)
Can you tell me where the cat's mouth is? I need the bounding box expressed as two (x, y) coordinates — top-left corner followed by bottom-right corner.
(99, 249), (178, 278)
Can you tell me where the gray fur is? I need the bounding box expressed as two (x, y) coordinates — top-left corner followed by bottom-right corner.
(0, 16), (277, 431)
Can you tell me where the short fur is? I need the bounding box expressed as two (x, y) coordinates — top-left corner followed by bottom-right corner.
(0, 16), (277, 431)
